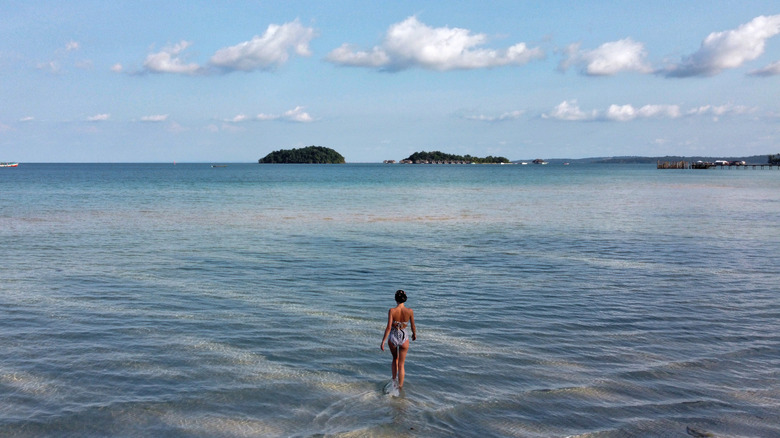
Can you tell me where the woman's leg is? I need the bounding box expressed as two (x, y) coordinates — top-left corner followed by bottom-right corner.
(389, 341), (399, 380)
(396, 341), (409, 387)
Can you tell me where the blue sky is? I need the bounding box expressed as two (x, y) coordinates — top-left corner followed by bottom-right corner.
(2, 1), (779, 162)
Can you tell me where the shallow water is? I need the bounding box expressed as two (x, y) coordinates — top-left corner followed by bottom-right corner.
(1, 163), (779, 437)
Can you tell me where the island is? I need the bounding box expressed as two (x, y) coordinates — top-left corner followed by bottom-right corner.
(399, 151), (510, 164)
(258, 146), (345, 164)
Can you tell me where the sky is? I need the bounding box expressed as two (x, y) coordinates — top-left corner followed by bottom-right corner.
(1, 0), (780, 163)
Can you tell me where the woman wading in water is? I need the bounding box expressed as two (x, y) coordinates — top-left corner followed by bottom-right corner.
(380, 290), (416, 388)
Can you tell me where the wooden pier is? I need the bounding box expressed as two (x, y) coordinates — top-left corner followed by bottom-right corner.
(657, 160), (779, 170)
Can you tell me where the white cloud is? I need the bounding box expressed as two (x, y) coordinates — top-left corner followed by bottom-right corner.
(465, 110), (525, 122)
(140, 114), (169, 122)
(545, 101), (753, 122)
(111, 63), (123, 73)
(560, 38), (652, 76)
(86, 114), (110, 122)
(142, 41), (202, 75)
(604, 104), (638, 122)
(209, 20), (316, 72)
(605, 104), (681, 121)
(326, 16), (544, 71)
(19, 116), (35, 122)
(227, 107), (315, 123)
(542, 100), (598, 121)
(256, 113), (277, 121)
(327, 44), (390, 68)
(686, 104), (755, 120)
(663, 14), (780, 77)
(749, 59), (780, 76)
(66, 41), (80, 52)
(281, 106), (314, 123)
(136, 21), (315, 75)
(226, 114), (250, 123)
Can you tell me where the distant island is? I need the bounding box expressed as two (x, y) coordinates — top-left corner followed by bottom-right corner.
(392, 151), (510, 164)
(259, 146), (345, 164)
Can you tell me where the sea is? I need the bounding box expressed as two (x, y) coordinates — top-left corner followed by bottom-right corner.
(1, 163), (778, 437)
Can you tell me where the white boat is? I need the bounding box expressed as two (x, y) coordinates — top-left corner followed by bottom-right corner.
(0, 162), (19, 167)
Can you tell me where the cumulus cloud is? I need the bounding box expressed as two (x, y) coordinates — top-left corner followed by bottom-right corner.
(227, 114), (250, 123)
(542, 100), (598, 121)
(663, 14), (780, 77)
(749, 59), (780, 76)
(111, 63), (123, 73)
(86, 114), (110, 122)
(66, 40), (80, 52)
(281, 106), (314, 122)
(227, 106), (315, 123)
(687, 104), (741, 116)
(136, 21), (315, 75)
(465, 110), (525, 122)
(326, 16), (544, 71)
(560, 38), (652, 75)
(686, 104), (755, 120)
(209, 20), (316, 72)
(545, 101), (753, 122)
(143, 41), (202, 75)
(140, 114), (169, 122)
(605, 104), (681, 121)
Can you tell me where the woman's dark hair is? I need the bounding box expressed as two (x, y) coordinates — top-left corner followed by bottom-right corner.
(395, 289), (407, 303)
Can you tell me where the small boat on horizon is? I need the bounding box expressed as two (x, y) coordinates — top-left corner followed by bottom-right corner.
(211, 164), (228, 168)
(0, 162), (19, 167)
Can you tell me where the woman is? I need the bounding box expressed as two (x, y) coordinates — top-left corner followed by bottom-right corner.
(380, 289), (416, 388)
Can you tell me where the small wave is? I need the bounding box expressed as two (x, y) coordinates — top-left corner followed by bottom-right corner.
(0, 367), (60, 397)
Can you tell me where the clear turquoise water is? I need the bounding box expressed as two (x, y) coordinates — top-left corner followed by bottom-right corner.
(1, 163), (778, 437)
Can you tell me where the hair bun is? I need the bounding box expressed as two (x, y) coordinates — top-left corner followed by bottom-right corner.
(395, 289), (407, 303)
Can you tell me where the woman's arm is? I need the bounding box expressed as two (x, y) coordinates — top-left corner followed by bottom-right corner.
(409, 309), (416, 341)
(380, 309), (393, 351)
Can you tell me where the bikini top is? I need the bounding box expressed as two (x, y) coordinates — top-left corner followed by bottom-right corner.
(393, 321), (409, 329)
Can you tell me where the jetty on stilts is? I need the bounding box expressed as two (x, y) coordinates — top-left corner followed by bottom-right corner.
(657, 160), (779, 170)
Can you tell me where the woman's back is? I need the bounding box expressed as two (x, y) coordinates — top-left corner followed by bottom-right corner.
(390, 306), (413, 327)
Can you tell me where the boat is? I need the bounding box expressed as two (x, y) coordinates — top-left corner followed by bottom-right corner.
(0, 162), (19, 167)
(532, 159), (547, 165)
(211, 164), (228, 168)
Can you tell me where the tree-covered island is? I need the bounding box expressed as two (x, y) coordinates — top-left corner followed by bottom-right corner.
(401, 151), (510, 164)
(258, 146), (345, 164)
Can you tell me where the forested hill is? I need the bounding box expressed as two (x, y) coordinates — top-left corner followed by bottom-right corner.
(403, 151), (510, 164)
(259, 146), (345, 164)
